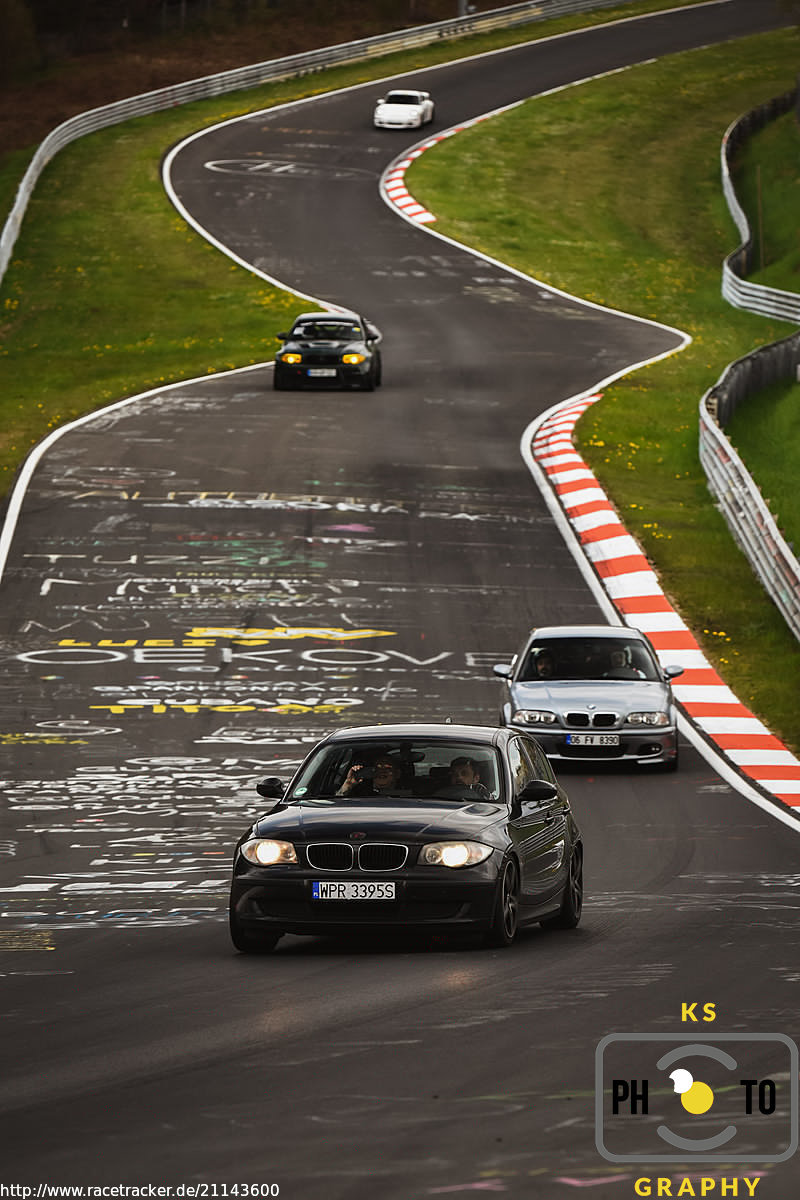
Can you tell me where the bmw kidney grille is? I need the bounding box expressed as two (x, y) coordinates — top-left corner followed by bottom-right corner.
(306, 842), (408, 872)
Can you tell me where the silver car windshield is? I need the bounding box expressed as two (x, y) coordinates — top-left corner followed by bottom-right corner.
(288, 739), (503, 803)
(519, 637), (661, 682)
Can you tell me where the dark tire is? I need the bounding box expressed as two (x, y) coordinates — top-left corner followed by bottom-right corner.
(359, 368), (376, 393)
(230, 909), (281, 955)
(485, 858), (520, 948)
(541, 845), (583, 931)
(273, 372), (286, 391)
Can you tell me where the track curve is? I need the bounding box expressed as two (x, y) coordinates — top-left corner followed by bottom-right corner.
(1, 2), (798, 1194)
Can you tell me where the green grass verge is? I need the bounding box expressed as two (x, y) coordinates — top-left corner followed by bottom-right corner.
(734, 109), (800, 290)
(408, 28), (800, 752)
(727, 375), (800, 552)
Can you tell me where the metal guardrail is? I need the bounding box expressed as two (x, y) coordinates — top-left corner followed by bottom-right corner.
(720, 87), (800, 323)
(0, 0), (640, 286)
(701, 90), (800, 641)
(700, 427), (800, 640)
(700, 334), (800, 639)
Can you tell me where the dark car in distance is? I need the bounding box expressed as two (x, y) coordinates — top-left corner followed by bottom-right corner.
(273, 311), (382, 391)
(494, 624), (683, 771)
(229, 723), (583, 953)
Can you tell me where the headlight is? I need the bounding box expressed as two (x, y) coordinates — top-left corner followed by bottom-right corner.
(511, 709), (557, 725)
(342, 353), (366, 365)
(626, 711), (669, 726)
(279, 352), (302, 364)
(419, 841), (493, 868)
(240, 838), (298, 866)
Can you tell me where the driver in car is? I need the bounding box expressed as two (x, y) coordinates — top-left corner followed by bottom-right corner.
(433, 757), (491, 800)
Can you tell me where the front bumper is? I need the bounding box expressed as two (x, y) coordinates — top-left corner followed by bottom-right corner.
(508, 725), (678, 766)
(230, 863), (499, 937)
(374, 116), (420, 128)
(274, 362), (372, 389)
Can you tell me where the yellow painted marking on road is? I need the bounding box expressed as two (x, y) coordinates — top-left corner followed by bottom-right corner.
(0, 931), (55, 951)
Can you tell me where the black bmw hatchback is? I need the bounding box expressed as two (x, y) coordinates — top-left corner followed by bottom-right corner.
(273, 311), (382, 391)
(229, 723), (583, 953)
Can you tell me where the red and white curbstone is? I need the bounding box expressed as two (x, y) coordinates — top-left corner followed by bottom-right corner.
(380, 117), (494, 224)
(382, 152), (437, 224)
(533, 395), (800, 810)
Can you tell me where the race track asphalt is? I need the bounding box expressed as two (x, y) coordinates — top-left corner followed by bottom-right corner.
(0, 1), (798, 1194)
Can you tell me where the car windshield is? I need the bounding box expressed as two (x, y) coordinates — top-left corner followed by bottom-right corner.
(518, 637), (661, 682)
(385, 92), (420, 105)
(287, 739), (503, 803)
(292, 321), (361, 340)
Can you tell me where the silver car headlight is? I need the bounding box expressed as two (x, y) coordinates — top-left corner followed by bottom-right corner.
(419, 841), (493, 868)
(626, 711), (670, 726)
(511, 709), (557, 725)
(241, 838), (298, 866)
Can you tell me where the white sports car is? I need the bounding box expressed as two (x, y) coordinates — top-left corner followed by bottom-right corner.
(374, 89), (435, 130)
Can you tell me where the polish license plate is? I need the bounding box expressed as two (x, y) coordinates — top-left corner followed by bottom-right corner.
(312, 880), (396, 901)
(566, 733), (620, 746)
(307, 367), (337, 377)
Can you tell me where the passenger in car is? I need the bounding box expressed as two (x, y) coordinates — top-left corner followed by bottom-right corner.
(604, 648), (646, 679)
(337, 756), (405, 797)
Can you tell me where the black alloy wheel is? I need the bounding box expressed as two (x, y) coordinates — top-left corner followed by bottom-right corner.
(485, 858), (520, 948)
(541, 845), (583, 931)
(229, 909), (282, 954)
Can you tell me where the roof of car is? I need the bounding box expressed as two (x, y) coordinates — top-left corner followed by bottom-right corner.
(294, 311), (358, 323)
(323, 723), (505, 745)
(527, 624), (649, 642)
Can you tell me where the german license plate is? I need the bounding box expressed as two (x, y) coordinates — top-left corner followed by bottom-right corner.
(312, 880), (395, 901)
(566, 733), (620, 746)
(307, 367), (337, 377)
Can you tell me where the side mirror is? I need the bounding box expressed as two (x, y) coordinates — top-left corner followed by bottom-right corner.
(664, 664), (684, 679)
(276, 331), (288, 341)
(256, 776), (286, 799)
(493, 663), (512, 679)
(518, 779), (557, 805)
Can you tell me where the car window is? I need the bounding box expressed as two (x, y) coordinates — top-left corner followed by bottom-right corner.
(287, 739), (502, 803)
(507, 738), (536, 798)
(518, 636), (661, 682)
(386, 92), (420, 105)
(292, 321), (362, 340)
